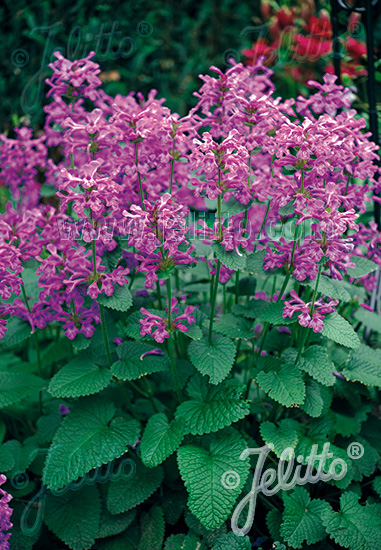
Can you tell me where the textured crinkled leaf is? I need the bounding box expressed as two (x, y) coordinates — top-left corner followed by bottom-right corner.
(280, 486), (330, 549)
(44, 485), (101, 550)
(188, 337), (236, 385)
(301, 379), (324, 418)
(301, 346), (336, 386)
(343, 344), (381, 386)
(301, 275), (351, 302)
(112, 341), (170, 380)
(347, 256), (377, 278)
(175, 376), (249, 435)
(36, 413), (62, 444)
(245, 249), (267, 275)
(141, 413), (185, 467)
(373, 476), (381, 497)
(355, 307), (381, 333)
(256, 358), (305, 407)
(97, 508), (136, 539)
(214, 314), (253, 339)
(212, 532), (251, 549)
(2, 437), (38, 477)
(259, 301), (296, 325)
(48, 357), (112, 398)
(211, 243), (247, 270)
(0, 444), (15, 471)
(266, 509), (283, 542)
(1, 317), (32, 347)
(0, 372), (45, 408)
(138, 506), (165, 550)
(321, 312), (360, 349)
(177, 429), (250, 529)
(107, 458), (163, 514)
(98, 284), (132, 312)
(260, 419), (299, 458)
(232, 299), (269, 320)
(43, 398), (140, 490)
(321, 491), (381, 550)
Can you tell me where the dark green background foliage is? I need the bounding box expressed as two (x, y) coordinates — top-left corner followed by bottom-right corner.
(1, 0), (256, 128)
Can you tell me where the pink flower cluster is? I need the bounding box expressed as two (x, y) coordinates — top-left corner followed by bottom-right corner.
(283, 289), (338, 332)
(0, 49), (379, 344)
(0, 475), (12, 550)
(140, 298), (196, 343)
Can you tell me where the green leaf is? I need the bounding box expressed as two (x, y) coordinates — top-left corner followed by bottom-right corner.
(43, 398), (140, 490)
(280, 486), (330, 549)
(259, 301), (296, 325)
(97, 509), (136, 539)
(256, 358), (306, 407)
(177, 429), (250, 530)
(301, 346), (336, 387)
(343, 344), (381, 386)
(301, 275), (351, 302)
(175, 375), (249, 435)
(214, 314), (253, 339)
(260, 419), (299, 458)
(347, 256), (377, 278)
(164, 534), (206, 550)
(301, 380), (324, 418)
(48, 357), (112, 398)
(107, 458), (163, 514)
(322, 312), (360, 349)
(112, 342), (170, 381)
(138, 506), (165, 550)
(0, 372), (45, 408)
(245, 249), (267, 275)
(322, 491), (381, 550)
(211, 243), (247, 271)
(355, 307), (381, 333)
(212, 532), (251, 549)
(44, 485), (101, 550)
(188, 337), (236, 385)
(1, 317), (32, 347)
(233, 299), (269, 320)
(0, 444), (15, 471)
(98, 284), (132, 312)
(36, 413), (62, 444)
(140, 413), (185, 468)
(373, 477), (381, 498)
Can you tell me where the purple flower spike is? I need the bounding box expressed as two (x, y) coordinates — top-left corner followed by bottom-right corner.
(0, 474), (13, 550)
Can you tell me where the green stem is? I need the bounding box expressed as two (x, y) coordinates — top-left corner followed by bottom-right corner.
(21, 283), (42, 413)
(99, 304), (112, 367)
(92, 238), (97, 276)
(208, 260), (221, 345)
(235, 271), (240, 305)
(167, 334), (182, 403)
(295, 263), (323, 363)
(156, 281), (163, 309)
